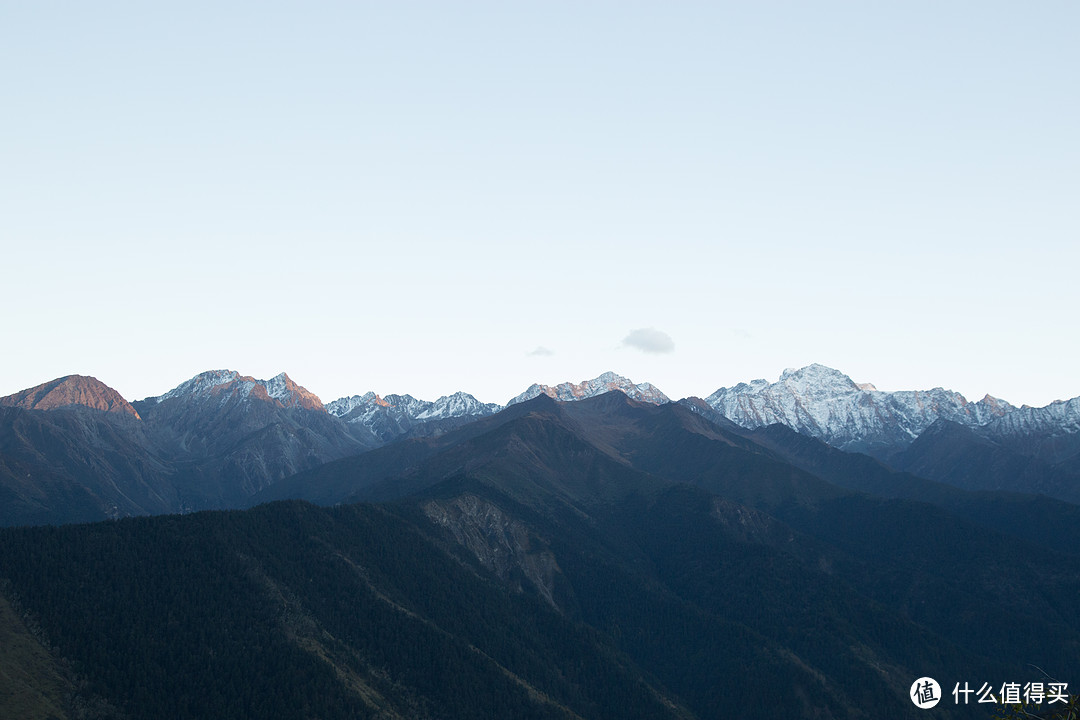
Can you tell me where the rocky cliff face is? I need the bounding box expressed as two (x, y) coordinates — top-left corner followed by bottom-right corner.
(423, 494), (560, 609)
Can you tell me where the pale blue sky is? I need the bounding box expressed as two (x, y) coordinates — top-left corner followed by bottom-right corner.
(2, 2), (1077, 407)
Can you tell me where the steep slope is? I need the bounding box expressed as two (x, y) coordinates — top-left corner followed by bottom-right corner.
(0, 591), (76, 720)
(705, 364), (1014, 457)
(0, 404), (177, 526)
(0, 501), (693, 720)
(262, 372), (325, 410)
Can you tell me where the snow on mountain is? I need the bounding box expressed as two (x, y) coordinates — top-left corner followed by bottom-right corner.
(326, 390), (501, 443)
(263, 372), (324, 410)
(134, 365), (1077, 464)
(506, 371), (670, 407)
(417, 392), (502, 420)
(148, 370), (324, 411)
(705, 364), (1015, 456)
(151, 370), (668, 427)
(976, 396), (1080, 462)
(327, 391), (501, 423)
(986, 396), (1080, 437)
(328, 393), (415, 423)
(152, 370), (245, 404)
(324, 391), (382, 419)
(383, 394), (435, 419)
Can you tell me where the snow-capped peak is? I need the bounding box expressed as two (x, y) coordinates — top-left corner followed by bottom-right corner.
(984, 396), (1080, 439)
(327, 391), (502, 422)
(153, 370), (243, 403)
(706, 364), (1016, 456)
(777, 364), (861, 399)
(149, 370), (323, 411)
(263, 373), (292, 401)
(324, 388), (502, 443)
(261, 373), (324, 410)
(417, 392), (501, 420)
(506, 372), (670, 407)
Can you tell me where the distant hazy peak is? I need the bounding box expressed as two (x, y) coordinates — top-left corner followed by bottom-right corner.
(0, 374), (140, 419)
(507, 371), (670, 407)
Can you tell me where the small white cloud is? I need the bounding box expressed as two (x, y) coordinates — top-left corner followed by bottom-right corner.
(527, 346), (555, 357)
(623, 328), (674, 354)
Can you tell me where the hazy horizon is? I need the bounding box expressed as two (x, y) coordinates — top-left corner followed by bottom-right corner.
(2, 3), (1077, 408)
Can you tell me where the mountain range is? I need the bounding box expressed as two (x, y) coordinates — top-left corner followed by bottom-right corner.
(3, 364), (1078, 527)
(3, 385), (1080, 719)
(4, 363), (1080, 718)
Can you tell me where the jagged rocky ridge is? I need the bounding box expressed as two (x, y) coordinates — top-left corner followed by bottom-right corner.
(705, 363), (1016, 457)
(980, 396), (1080, 462)
(506, 370), (670, 406)
(323, 372), (666, 443)
(325, 391), (502, 444)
